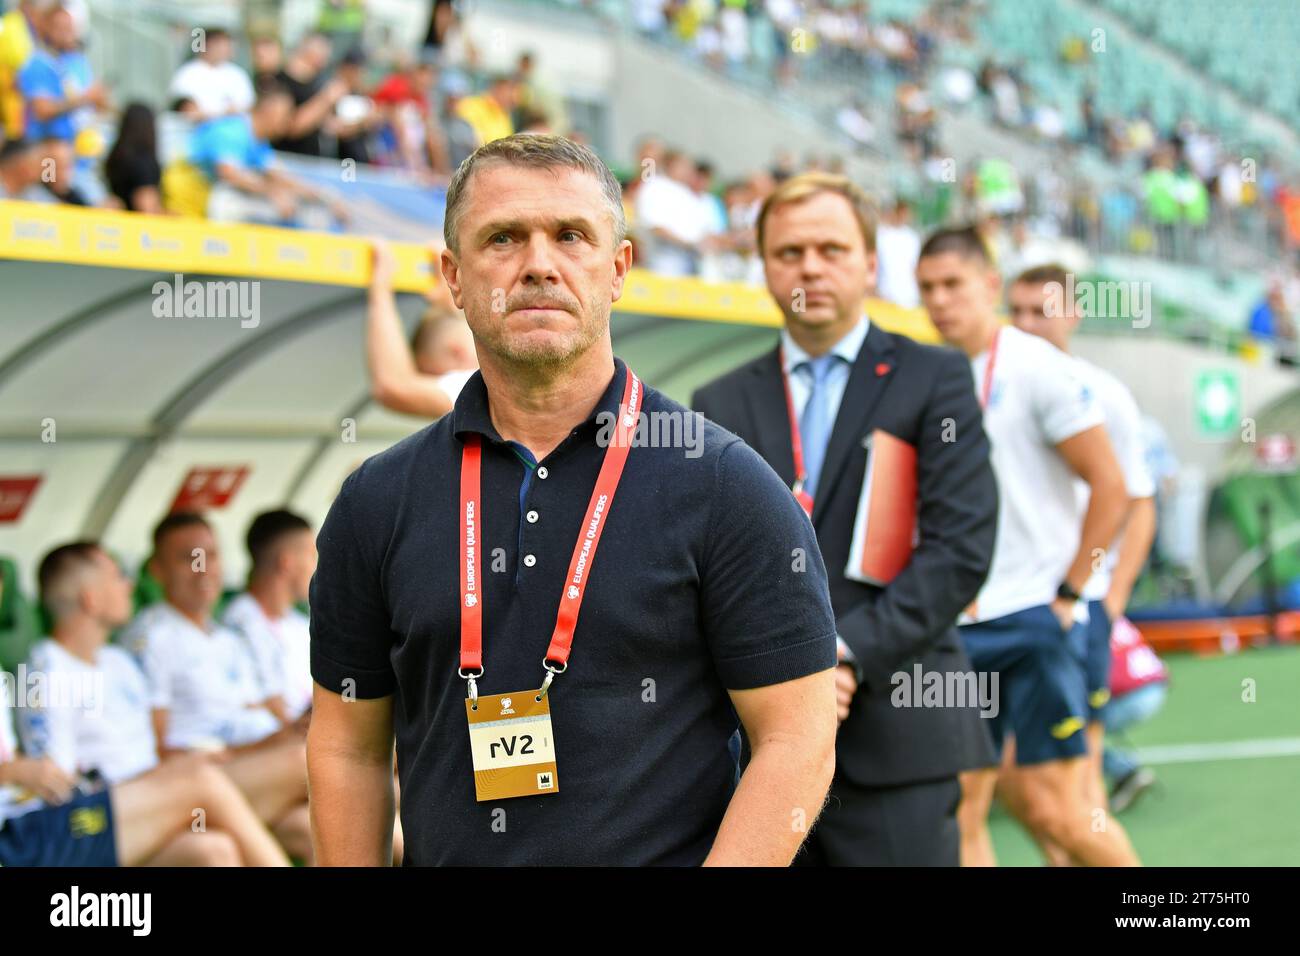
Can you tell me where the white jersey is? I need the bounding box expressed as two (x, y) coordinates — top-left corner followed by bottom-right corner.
(963, 325), (1105, 623)
(222, 593), (313, 721)
(124, 602), (280, 750)
(20, 640), (159, 785)
(1072, 359), (1156, 601)
(0, 678), (42, 825)
(169, 58), (254, 119)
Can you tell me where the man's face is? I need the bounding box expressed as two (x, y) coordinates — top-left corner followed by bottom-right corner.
(917, 251), (1000, 345)
(83, 549), (134, 629)
(442, 164), (631, 368)
(491, 81), (518, 109)
(762, 191), (876, 334)
(206, 34), (233, 65)
(1009, 278), (1074, 351)
(4, 147), (41, 188)
(150, 524), (222, 619)
(252, 37), (281, 72)
(303, 36), (332, 73)
(282, 530), (317, 605)
(45, 10), (77, 52)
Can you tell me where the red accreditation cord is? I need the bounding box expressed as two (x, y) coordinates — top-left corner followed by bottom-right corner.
(778, 346), (815, 516)
(458, 368), (642, 801)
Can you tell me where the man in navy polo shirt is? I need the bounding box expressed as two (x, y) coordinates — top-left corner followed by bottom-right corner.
(307, 133), (839, 866)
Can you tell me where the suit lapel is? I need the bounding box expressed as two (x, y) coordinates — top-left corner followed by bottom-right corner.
(746, 346), (797, 486)
(812, 324), (899, 527)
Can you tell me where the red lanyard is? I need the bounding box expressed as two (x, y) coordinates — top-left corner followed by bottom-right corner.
(458, 369), (642, 698)
(979, 327), (1001, 410)
(778, 346), (815, 516)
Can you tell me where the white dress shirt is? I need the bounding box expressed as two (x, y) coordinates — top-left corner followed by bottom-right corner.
(778, 314), (872, 428)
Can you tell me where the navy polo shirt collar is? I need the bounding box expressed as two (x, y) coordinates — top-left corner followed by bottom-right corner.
(450, 356), (630, 447)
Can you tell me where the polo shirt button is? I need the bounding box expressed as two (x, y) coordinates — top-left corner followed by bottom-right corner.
(523, 553), (537, 567)
(526, 510), (539, 524)
(537, 467), (549, 479)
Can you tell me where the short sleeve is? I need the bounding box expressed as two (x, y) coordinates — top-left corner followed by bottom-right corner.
(309, 467), (399, 699)
(1031, 349), (1104, 446)
(17, 56), (59, 100)
(18, 646), (80, 775)
(699, 439), (838, 690)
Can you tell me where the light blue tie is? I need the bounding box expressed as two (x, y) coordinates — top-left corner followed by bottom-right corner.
(798, 354), (841, 499)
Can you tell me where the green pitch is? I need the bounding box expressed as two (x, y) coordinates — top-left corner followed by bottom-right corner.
(990, 645), (1300, 866)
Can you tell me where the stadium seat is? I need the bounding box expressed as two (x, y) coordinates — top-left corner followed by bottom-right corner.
(0, 557), (43, 673)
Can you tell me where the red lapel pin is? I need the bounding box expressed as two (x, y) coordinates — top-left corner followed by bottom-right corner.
(875, 362), (891, 376)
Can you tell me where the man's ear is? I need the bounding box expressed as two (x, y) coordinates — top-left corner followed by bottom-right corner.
(440, 248), (464, 309)
(863, 249), (879, 295)
(609, 238), (634, 303)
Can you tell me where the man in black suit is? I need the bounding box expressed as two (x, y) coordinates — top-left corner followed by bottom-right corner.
(692, 173), (998, 865)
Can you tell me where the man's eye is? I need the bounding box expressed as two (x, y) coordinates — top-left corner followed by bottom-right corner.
(491, 233), (511, 244)
(559, 230), (580, 242)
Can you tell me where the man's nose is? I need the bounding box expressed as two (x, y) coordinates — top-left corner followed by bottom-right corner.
(521, 234), (560, 281)
(800, 250), (827, 277)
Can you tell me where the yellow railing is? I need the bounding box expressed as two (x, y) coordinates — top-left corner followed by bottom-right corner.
(0, 199), (938, 341)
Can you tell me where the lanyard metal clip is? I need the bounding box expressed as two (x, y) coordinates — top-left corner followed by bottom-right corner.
(458, 667), (483, 708)
(537, 658), (568, 701)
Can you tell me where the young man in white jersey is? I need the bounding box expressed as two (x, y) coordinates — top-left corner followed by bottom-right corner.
(0, 561), (289, 866)
(916, 227), (1138, 867)
(122, 513), (314, 862)
(222, 510), (316, 725)
(1007, 263), (1157, 847)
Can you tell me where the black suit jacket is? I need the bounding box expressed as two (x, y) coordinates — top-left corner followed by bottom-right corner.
(693, 324), (999, 787)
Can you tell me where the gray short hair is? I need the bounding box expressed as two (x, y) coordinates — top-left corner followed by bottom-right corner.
(442, 133), (627, 255)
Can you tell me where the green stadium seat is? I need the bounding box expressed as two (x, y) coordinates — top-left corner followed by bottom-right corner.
(0, 557), (43, 673)
(1218, 475), (1300, 585)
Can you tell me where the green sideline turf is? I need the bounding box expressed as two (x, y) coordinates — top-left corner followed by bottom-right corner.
(989, 646), (1300, 866)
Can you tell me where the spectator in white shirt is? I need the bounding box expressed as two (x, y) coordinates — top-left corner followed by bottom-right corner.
(122, 513), (315, 862)
(874, 198), (922, 307)
(222, 510), (316, 724)
(169, 26), (255, 123)
(635, 150), (716, 276)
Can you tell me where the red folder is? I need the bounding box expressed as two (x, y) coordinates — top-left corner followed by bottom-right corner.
(844, 429), (918, 586)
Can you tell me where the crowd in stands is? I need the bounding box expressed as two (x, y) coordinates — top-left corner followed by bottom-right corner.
(626, 0), (1300, 266)
(0, 508), (386, 866)
(2, 0), (1298, 336)
(0, 0), (568, 225)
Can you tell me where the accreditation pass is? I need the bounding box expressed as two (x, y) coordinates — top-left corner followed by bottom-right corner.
(465, 690), (559, 801)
